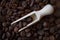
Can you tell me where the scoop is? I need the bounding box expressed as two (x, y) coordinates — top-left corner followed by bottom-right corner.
(11, 4), (54, 32)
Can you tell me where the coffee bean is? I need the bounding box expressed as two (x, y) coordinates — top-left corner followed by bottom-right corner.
(2, 22), (7, 27)
(55, 19), (60, 24)
(29, 0), (34, 7)
(2, 33), (6, 39)
(17, 37), (21, 40)
(35, 0), (41, 3)
(37, 30), (44, 35)
(57, 24), (60, 28)
(27, 17), (33, 23)
(20, 31), (26, 37)
(44, 32), (49, 37)
(38, 36), (42, 40)
(22, 1), (27, 8)
(6, 32), (11, 38)
(50, 0), (56, 4)
(43, 37), (49, 40)
(0, 7), (2, 12)
(9, 26), (13, 31)
(19, 22), (22, 28)
(33, 33), (38, 37)
(43, 22), (48, 27)
(50, 27), (55, 33)
(5, 27), (8, 32)
(22, 21), (27, 27)
(49, 35), (55, 40)
(43, 28), (49, 31)
(1, 9), (7, 16)
(5, 38), (9, 40)
(26, 32), (31, 37)
(14, 27), (18, 32)
(25, 28), (30, 33)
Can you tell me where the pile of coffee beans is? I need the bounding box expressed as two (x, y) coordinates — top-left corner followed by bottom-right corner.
(0, 0), (60, 40)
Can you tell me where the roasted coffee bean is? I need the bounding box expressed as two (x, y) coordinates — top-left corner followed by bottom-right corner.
(26, 32), (31, 37)
(49, 35), (55, 40)
(5, 38), (9, 40)
(50, 0), (56, 4)
(17, 37), (21, 40)
(56, 24), (60, 28)
(9, 26), (13, 31)
(37, 30), (44, 35)
(5, 27), (8, 32)
(19, 22), (22, 28)
(20, 31), (26, 37)
(33, 33), (38, 37)
(43, 28), (49, 31)
(6, 32), (11, 38)
(43, 22), (49, 27)
(14, 27), (18, 32)
(43, 37), (49, 40)
(25, 28), (30, 33)
(22, 1), (27, 8)
(2, 22), (7, 27)
(22, 21), (27, 27)
(27, 17), (33, 23)
(29, 0), (34, 7)
(55, 19), (60, 24)
(2, 33), (6, 39)
(50, 27), (55, 33)
(44, 32), (49, 37)
(35, 0), (41, 3)
(0, 7), (2, 12)
(38, 36), (43, 40)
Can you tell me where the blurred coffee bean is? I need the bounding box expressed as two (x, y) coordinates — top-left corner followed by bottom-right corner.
(56, 24), (60, 28)
(50, 27), (55, 33)
(6, 32), (11, 38)
(2, 22), (7, 27)
(5, 38), (9, 40)
(9, 26), (13, 31)
(22, 21), (27, 27)
(54, 9), (60, 17)
(43, 28), (49, 31)
(49, 35), (55, 40)
(2, 33), (6, 39)
(29, 0), (34, 7)
(35, 0), (42, 3)
(27, 17), (33, 23)
(14, 27), (18, 32)
(37, 30), (44, 35)
(25, 28), (30, 33)
(43, 22), (48, 27)
(43, 37), (49, 40)
(33, 33), (38, 37)
(55, 19), (60, 24)
(19, 22), (22, 28)
(22, 1), (27, 8)
(50, 0), (56, 4)
(26, 32), (31, 37)
(44, 32), (49, 37)
(38, 36), (43, 40)
(20, 31), (26, 37)
(5, 27), (8, 32)
(17, 37), (21, 40)
(0, 7), (2, 12)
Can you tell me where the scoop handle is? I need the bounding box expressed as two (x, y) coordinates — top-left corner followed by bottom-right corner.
(37, 4), (54, 16)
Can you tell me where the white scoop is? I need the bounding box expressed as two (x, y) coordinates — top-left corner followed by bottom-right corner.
(11, 4), (54, 32)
